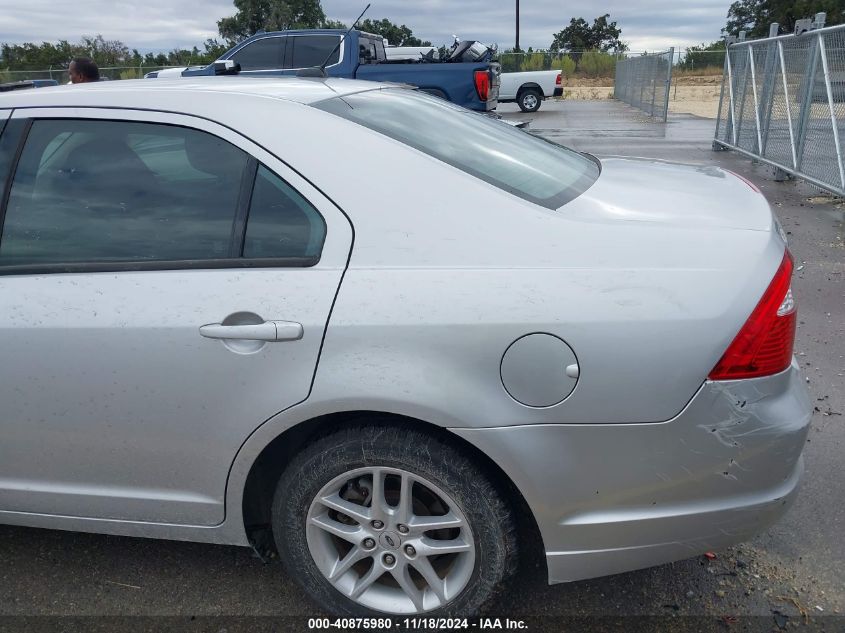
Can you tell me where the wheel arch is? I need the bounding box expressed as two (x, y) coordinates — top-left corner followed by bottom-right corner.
(237, 410), (546, 572)
(516, 83), (543, 97)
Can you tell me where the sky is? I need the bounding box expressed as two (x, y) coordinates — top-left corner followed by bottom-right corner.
(0, 0), (732, 54)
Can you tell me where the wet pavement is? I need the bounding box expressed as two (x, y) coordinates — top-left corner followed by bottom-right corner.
(1, 100), (842, 630)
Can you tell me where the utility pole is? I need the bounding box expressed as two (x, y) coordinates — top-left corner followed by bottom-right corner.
(516, 0), (520, 51)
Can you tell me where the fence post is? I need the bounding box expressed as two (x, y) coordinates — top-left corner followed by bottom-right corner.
(614, 60), (619, 99)
(673, 48), (679, 102)
(776, 40), (798, 169)
(714, 46), (730, 147)
(758, 24), (780, 155)
(817, 35), (845, 189)
(733, 46), (752, 149)
(649, 56), (658, 116)
(726, 47), (739, 145)
(662, 47), (674, 121)
(794, 33), (821, 171)
(636, 58), (644, 109)
(748, 45), (763, 153)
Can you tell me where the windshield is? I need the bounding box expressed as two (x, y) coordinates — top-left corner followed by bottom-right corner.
(312, 88), (599, 209)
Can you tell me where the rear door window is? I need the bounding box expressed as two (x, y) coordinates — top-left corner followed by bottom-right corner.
(0, 119), (249, 265)
(232, 37), (285, 70)
(288, 35), (340, 69)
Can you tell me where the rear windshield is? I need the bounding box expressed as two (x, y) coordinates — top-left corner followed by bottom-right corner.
(312, 88), (599, 209)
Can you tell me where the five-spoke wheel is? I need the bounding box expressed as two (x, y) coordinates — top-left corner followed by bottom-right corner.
(273, 426), (516, 616)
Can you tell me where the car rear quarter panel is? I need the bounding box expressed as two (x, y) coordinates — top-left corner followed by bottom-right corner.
(453, 363), (811, 582)
(267, 112), (788, 426)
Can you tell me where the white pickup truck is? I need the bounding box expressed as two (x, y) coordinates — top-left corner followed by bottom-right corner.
(498, 70), (562, 112)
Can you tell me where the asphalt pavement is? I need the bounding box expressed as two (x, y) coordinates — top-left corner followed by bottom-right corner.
(0, 100), (842, 631)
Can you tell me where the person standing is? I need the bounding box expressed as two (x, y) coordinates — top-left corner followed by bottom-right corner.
(68, 57), (100, 83)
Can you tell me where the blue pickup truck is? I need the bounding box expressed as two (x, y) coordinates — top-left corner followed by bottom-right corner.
(146, 29), (501, 112)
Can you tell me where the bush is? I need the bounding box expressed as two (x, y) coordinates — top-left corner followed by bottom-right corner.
(499, 54), (520, 73)
(578, 50), (616, 78)
(520, 52), (548, 71)
(551, 55), (576, 78)
(119, 69), (141, 80)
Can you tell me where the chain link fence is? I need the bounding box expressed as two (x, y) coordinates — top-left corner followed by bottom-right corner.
(714, 23), (845, 196)
(497, 51), (624, 78)
(614, 49), (675, 120)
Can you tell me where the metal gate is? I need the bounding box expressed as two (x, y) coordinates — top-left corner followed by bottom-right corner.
(714, 18), (845, 196)
(614, 49), (674, 121)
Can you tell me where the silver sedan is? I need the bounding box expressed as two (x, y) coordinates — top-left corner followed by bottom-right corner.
(0, 78), (810, 617)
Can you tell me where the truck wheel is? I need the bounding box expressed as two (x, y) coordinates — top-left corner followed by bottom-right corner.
(517, 89), (542, 113)
(272, 425), (517, 616)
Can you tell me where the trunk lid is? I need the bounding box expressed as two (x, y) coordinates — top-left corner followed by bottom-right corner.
(564, 157), (775, 232)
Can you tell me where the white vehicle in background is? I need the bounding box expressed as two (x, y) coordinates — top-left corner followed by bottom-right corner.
(499, 70), (562, 112)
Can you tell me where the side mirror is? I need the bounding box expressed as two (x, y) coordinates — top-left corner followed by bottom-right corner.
(212, 60), (241, 75)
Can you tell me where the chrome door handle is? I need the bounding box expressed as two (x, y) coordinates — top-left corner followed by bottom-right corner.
(199, 321), (303, 342)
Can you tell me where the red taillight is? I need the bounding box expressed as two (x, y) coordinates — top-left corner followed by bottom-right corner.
(709, 251), (796, 380)
(474, 70), (490, 101)
(556, 72), (562, 85)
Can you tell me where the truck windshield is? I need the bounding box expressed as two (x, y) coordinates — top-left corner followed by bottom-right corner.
(312, 88), (599, 209)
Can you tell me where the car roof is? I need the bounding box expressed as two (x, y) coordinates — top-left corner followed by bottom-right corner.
(0, 76), (391, 110)
(234, 29), (381, 42)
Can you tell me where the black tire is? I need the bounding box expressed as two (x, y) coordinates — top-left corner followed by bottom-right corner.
(517, 88), (542, 113)
(272, 425), (517, 617)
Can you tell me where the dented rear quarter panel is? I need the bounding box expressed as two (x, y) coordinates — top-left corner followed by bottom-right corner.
(452, 363), (811, 581)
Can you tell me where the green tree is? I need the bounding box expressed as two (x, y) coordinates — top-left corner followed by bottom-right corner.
(201, 38), (231, 61)
(681, 41), (725, 70)
(321, 19), (347, 29)
(0, 32), (288, 77)
(725, 0), (843, 37)
(551, 14), (623, 59)
(79, 34), (132, 66)
(2, 40), (85, 70)
(218, 0), (326, 41)
(358, 18), (431, 46)
(0, 35), (134, 71)
(725, 0), (767, 35)
(141, 52), (169, 66)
